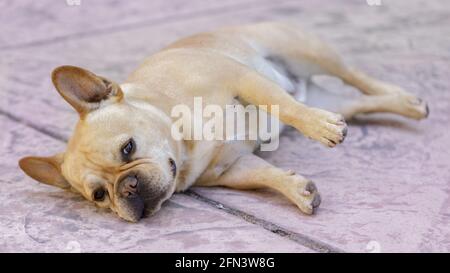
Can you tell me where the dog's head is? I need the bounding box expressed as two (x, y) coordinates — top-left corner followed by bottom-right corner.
(19, 66), (179, 222)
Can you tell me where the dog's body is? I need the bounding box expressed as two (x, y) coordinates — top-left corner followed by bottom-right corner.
(19, 23), (428, 222)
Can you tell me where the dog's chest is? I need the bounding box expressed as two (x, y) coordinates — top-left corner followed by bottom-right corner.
(175, 140), (222, 191)
(176, 140), (255, 191)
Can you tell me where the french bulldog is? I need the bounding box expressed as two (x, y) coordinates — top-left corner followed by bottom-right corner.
(19, 23), (428, 222)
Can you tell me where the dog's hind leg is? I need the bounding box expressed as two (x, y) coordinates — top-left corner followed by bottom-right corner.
(242, 23), (429, 120)
(309, 64), (429, 120)
(196, 153), (321, 215)
(304, 79), (430, 120)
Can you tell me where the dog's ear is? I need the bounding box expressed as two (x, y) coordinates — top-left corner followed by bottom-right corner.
(19, 153), (70, 189)
(51, 65), (123, 115)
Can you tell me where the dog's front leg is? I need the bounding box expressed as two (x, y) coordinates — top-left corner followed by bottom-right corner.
(197, 154), (321, 214)
(234, 69), (347, 147)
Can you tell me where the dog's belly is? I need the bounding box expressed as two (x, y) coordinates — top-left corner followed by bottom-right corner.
(255, 55), (312, 104)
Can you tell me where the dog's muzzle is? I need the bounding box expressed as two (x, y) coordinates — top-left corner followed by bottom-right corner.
(115, 172), (168, 222)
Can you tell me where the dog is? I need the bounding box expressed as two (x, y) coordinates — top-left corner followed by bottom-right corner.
(19, 23), (428, 222)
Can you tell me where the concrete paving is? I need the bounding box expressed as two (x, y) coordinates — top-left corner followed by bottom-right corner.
(0, 0), (449, 252)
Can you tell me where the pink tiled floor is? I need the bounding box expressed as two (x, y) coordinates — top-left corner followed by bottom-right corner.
(1, 0), (449, 252)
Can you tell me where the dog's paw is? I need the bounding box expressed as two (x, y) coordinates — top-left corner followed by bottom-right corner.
(401, 95), (429, 120)
(297, 180), (321, 215)
(287, 173), (321, 214)
(297, 108), (347, 148)
(383, 85), (429, 120)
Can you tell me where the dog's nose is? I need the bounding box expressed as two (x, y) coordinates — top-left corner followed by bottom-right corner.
(119, 175), (139, 198)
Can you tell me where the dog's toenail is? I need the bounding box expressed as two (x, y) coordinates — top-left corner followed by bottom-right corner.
(312, 194), (321, 208)
(342, 127), (348, 138)
(425, 104), (429, 118)
(305, 181), (317, 193)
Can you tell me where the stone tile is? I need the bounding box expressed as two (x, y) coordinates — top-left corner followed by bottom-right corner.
(0, 116), (313, 252)
(0, 0), (265, 49)
(195, 122), (450, 252)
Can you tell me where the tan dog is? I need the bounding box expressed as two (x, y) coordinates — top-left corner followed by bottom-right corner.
(19, 23), (428, 222)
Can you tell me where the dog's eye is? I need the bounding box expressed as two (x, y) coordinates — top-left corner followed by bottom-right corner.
(93, 188), (106, 201)
(121, 138), (135, 159)
(169, 158), (176, 177)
